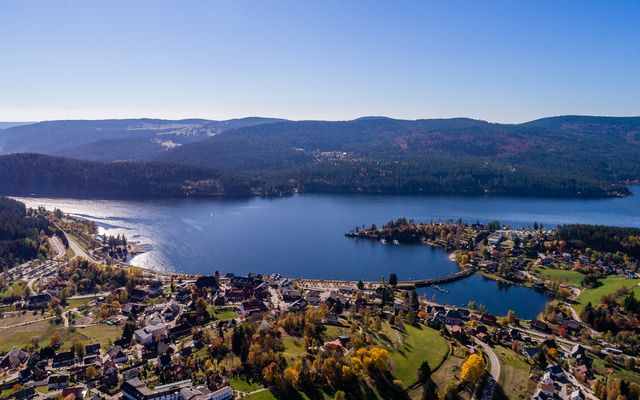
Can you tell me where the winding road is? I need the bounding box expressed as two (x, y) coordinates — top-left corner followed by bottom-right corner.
(473, 337), (500, 380)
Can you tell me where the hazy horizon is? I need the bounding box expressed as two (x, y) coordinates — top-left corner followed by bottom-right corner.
(1, 1), (639, 122)
(3, 113), (640, 127)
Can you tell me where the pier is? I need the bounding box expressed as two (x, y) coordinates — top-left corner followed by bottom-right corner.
(397, 268), (476, 289)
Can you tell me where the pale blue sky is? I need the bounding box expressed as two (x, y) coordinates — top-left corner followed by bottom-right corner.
(1, 1), (639, 122)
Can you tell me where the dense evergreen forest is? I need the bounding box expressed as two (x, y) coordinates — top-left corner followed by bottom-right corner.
(0, 197), (51, 270)
(0, 153), (252, 198)
(161, 116), (640, 197)
(1, 115), (639, 198)
(556, 224), (640, 258)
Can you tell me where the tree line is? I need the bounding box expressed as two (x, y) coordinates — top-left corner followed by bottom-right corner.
(0, 153), (253, 198)
(0, 197), (52, 271)
(556, 224), (640, 258)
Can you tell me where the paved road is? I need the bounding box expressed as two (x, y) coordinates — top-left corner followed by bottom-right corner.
(51, 221), (98, 263)
(65, 231), (97, 263)
(49, 236), (67, 259)
(473, 337), (500, 380)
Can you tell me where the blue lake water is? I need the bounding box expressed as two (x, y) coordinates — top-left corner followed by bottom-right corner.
(15, 186), (640, 319)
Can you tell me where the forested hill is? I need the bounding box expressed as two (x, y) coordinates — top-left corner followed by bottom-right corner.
(0, 197), (52, 271)
(159, 116), (640, 197)
(2, 115), (639, 198)
(557, 224), (640, 258)
(0, 153), (253, 198)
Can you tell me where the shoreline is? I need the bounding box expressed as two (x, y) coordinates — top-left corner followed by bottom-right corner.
(8, 184), (633, 204)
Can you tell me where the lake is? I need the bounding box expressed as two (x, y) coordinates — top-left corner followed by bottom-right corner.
(15, 186), (640, 319)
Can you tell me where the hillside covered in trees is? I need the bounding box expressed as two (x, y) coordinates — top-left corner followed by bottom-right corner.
(0, 197), (52, 270)
(556, 224), (640, 258)
(1, 115), (639, 198)
(160, 116), (640, 197)
(0, 154), (253, 198)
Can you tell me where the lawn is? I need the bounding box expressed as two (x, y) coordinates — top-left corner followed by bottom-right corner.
(575, 277), (640, 313)
(228, 377), (263, 392)
(65, 296), (94, 310)
(35, 385), (49, 394)
(0, 319), (122, 352)
(323, 324), (350, 340)
(0, 310), (53, 328)
(0, 319), (82, 351)
(64, 247), (76, 261)
(282, 335), (306, 362)
(495, 345), (534, 400)
(381, 323), (449, 388)
(67, 233), (90, 251)
(74, 324), (122, 345)
(0, 281), (26, 300)
(245, 389), (277, 400)
(592, 356), (640, 384)
(207, 306), (238, 320)
(537, 267), (585, 286)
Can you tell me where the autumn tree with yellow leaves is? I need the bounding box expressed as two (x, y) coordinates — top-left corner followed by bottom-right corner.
(350, 347), (389, 375)
(460, 353), (485, 386)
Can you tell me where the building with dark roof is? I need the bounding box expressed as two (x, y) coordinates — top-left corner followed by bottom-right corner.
(121, 378), (233, 400)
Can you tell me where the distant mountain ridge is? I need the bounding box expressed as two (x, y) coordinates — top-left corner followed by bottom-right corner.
(0, 115), (639, 198)
(0, 117), (286, 160)
(0, 122), (35, 129)
(158, 115), (640, 197)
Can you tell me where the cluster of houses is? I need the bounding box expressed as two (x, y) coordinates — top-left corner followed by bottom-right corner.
(469, 227), (639, 283)
(538, 251), (638, 279)
(0, 260), (615, 400)
(533, 362), (587, 400)
(0, 270), (245, 400)
(208, 273), (269, 317)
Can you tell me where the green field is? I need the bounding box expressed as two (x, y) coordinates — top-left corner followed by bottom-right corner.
(74, 324), (122, 345)
(592, 356), (640, 384)
(245, 390), (277, 400)
(0, 281), (26, 300)
(0, 319), (78, 352)
(381, 323), (449, 388)
(228, 377), (263, 392)
(0, 320), (122, 352)
(537, 267), (585, 286)
(575, 277), (640, 313)
(65, 296), (94, 310)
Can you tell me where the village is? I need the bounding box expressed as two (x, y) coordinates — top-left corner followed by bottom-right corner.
(0, 214), (639, 400)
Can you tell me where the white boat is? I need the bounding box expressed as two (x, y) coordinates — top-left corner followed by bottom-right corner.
(380, 238), (387, 245)
(393, 239), (400, 245)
